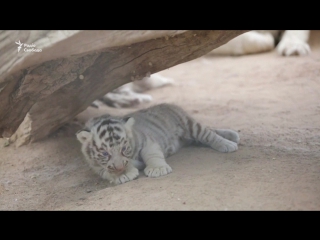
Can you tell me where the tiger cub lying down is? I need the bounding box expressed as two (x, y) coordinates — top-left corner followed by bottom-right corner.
(77, 103), (240, 185)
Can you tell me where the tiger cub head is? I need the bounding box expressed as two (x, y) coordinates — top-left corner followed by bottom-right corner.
(76, 116), (135, 174)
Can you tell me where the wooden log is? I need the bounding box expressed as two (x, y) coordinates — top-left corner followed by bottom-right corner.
(0, 30), (248, 146)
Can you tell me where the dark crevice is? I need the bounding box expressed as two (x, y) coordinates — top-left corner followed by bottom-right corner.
(9, 69), (28, 104)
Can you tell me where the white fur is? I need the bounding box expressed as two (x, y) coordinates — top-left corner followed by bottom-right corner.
(210, 30), (310, 57)
(123, 117), (135, 139)
(113, 163), (139, 184)
(276, 30), (310, 56)
(209, 132), (238, 153)
(132, 73), (175, 92)
(99, 73), (175, 108)
(215, 129), (240, 144)
(141, 140), (173, 178)
(211, 31), (275, 55)
(77, 104), (240, 185)
(76, 131), (92, 144)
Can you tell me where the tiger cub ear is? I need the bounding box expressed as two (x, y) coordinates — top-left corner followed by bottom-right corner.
(123, 117), (135, 136)
(123, 117), (135, 128)
(76, 129), (92, 144)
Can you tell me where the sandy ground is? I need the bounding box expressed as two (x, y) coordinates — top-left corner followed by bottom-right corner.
(1, 31), (320, 210)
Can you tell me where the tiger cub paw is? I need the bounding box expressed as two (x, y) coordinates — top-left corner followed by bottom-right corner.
(215, 129), (240, 144)
(214, 139), (238, 153)
(114, 167), (139, 185)
(144, 164), (172, 178)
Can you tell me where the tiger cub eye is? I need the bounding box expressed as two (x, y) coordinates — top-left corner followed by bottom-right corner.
(103, 152), (109, 157)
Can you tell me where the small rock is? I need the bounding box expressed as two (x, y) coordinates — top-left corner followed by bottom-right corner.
(86, 189), (92, 193)
(3, 138), (10, 147)
(183, 202), (186, 205)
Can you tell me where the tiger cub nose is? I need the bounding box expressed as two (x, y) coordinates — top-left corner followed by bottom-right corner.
(115, 162), (128, 172)
(114, 167), (125, 173)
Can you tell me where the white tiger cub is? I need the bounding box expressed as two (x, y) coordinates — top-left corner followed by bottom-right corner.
(92, 73), (174, 108)
(210, 30), (310, 56)
(76, 103), (240, 185)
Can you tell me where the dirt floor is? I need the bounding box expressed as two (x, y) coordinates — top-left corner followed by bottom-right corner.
(1, 31), (320, 210)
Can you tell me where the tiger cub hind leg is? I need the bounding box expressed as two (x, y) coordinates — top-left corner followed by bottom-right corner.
(140, 141), (173, 178)
(202, 129), (238, 153)
(215, 129), (240, 144)
(188, 120), (238, 153)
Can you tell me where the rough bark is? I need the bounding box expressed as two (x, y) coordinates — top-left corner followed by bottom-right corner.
(0, 30), (248, 146)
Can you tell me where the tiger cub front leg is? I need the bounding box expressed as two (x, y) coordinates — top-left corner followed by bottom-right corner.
(114, 162), (139, 185)
(141, 141), (172, 178)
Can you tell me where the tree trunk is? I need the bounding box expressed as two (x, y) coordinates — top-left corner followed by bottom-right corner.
(0, 30), (248, 146)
